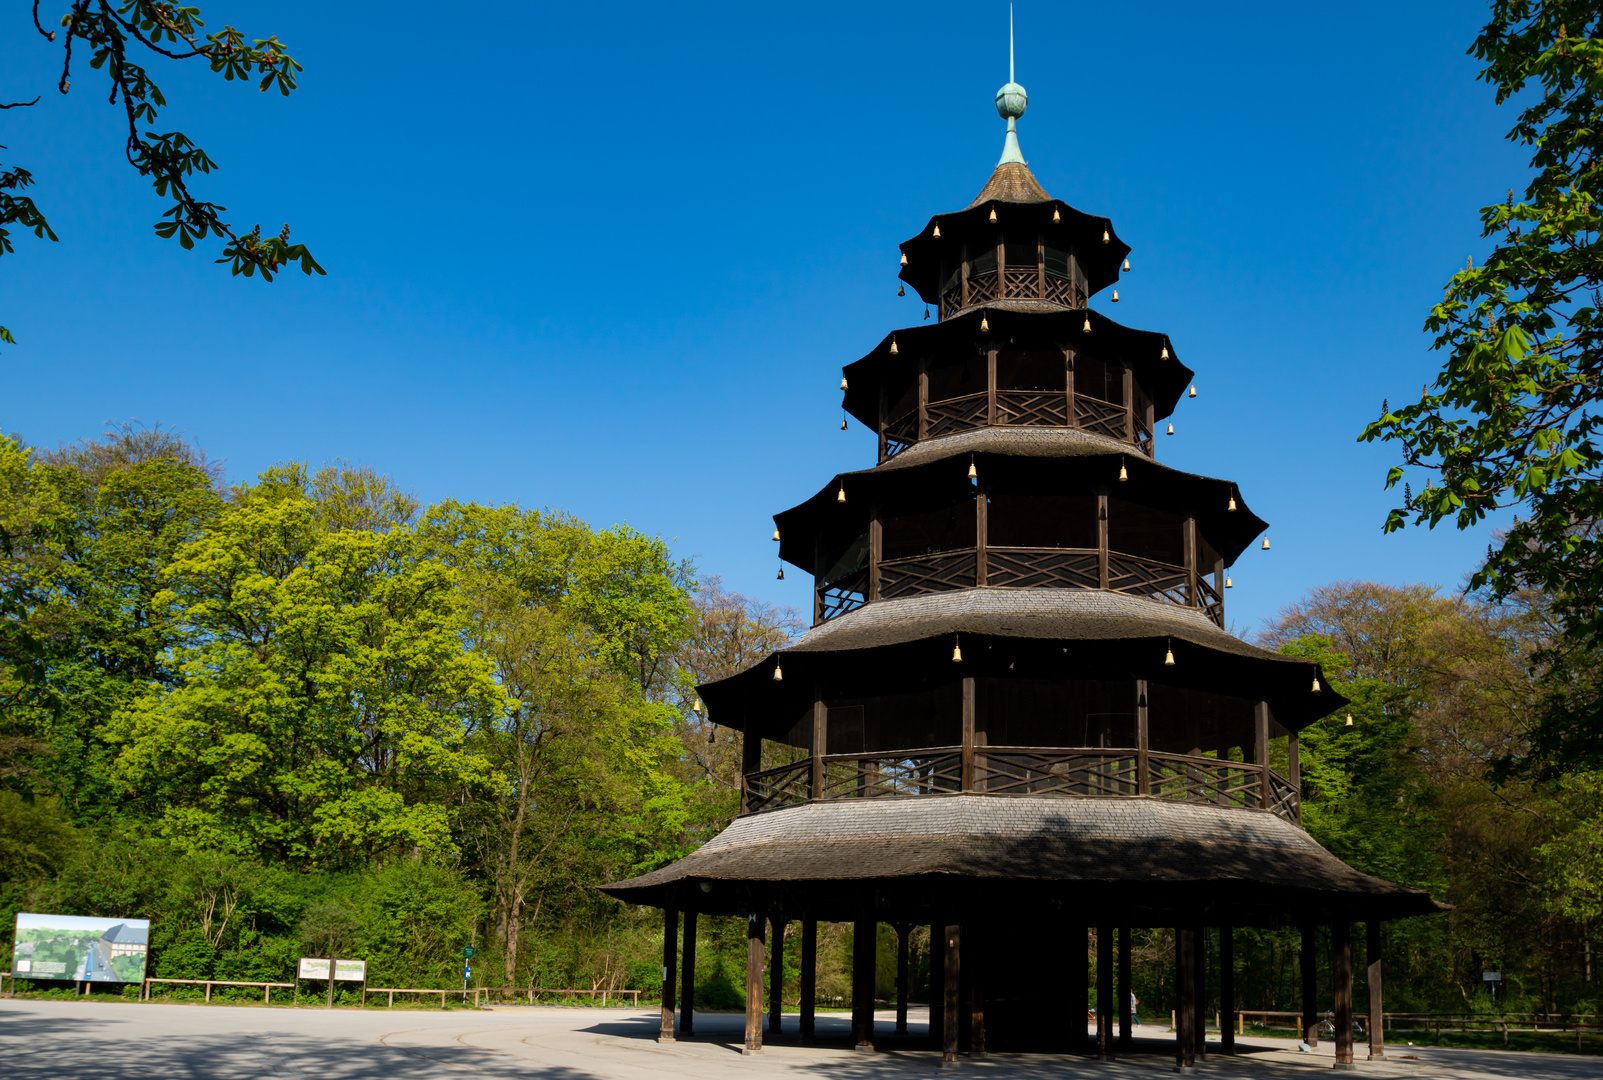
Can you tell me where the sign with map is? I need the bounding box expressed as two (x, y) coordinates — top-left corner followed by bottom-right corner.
(297, 957), (366, 981)
(11, 912), (150, 984)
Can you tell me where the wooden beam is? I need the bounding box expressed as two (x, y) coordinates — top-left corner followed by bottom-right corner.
(1097, 924), (1114, 1058)
(660, 904), (677, 1043)
(962, 676), (976, 792)
(768, 914), (784, 1035)
(811, 691), (826, 800)
(975, 484), (988, 588)
(679, 910), (697, 1037)
(1175, 927), (1196, 1070)
(869, 508), (882, 602)
(800, 916), (817, 1042)
(960, 243), (970, 309)
(918, 356), (929, 441)
(929, 922), (945, 1050)
(969, 920), (985, 1056)
(1184, 515), (1198, 607)
(943, 924), (961, 1064)
(1136, 680), (1150, 796)
(745, 910), (765, 1054)
(1367, 922), (1385, 1061)
(1145, 393), (1156, 460)
(1118, 926), (1132, 1049)
(877, 382), (888, 463)
(1097, 489), (1110, 589)
(986, 344), (998, 425)
(1065, 346), (1076, 432)
(1334, 922), (1354, 1066)
(895, 923), (911, 1034)
(1301, 924), (1319, 1047)
(1037, 230), (1046, 297)
(1255, 701), (1271, 810)
(1220, 925), (1235, 1055)
(1122, 361), (1135, 444)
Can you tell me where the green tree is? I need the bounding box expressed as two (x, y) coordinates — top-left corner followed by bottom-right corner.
(3, 3), (324, 348)
(1359, 3), (1603, 773)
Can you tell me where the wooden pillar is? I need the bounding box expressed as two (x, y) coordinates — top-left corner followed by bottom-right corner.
(679, 910), (697, 1037)
(1145, 395), (1156, 460)
(741, 728), (761, 815)
(1301, 924), (1319, 1047)
(745, 910), (765, 1054)
(768, 915), (784, 1035)
(1122, 361), (1135, 443)
(1255, 701), (1271, 809)
(895, 923), (911, 1034)
(1333, 922), (1354, 1066)
(1037, 231), (1046, 296)
(1065, 346), (1076, 430)
(1367, 922), (1385, 1060)
(853, 906), (875, 1050)
(1118, 926), (1133, 1049)
(877, 383), (888, 462)
(1136, 679), (1150, 795)
(1220, 925), (1235, 1055)
(659, 905), (677, 1042)
(1097, 490), (1110, 589)
(959, 244), (970, 309)
(975, 483), (988, 587)
(918, 357), (929, 441)
(929, 923), (945, 1050)
(1096, 923), (1114, 1058)
(986, 345), (998, 425)
(968, 920), (985, 1055)
(810, 692), (826, 800)
(1183, 515), (1198, 607)
(961, 676), (976, 791)
(942, 924), (961, 1064)
(1176, 927), (1196, 1070)
(800, 916), (817, 1042)
(1192, 927), (1207, 1059)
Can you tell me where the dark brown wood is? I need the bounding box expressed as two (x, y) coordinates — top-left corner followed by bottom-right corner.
(1334, 922), (1354, 1065)
(961, 676), (976, 792)
(660, 905), (677, 1042)
(1037, 231), (1047, 296)
(1184, 515), (1198, 608)
(1301, 924), (1319, 1047)
(800, 916), (817, 1042)
(929, 923), (945, 1050)
(768, 915), (784, 1034)
(895, 923), (911, 1034)
(975, 486), (988, 587)
(853, 909), (875, 1050)
(1220, 925), (1235, 1054)
(1255, 701), (1272, 810)
(811, 692), (826, 800)
(918, 356), (929, 441)
(680, 910), (697, 1037)
(1145, 394), (1157, 460)
(1289, 732), (1301, 790)
(1064, 347), (1076, 436)
(869, 510), (883, 601)
(1122, 361), (1135, 444)
(969, 921), (985, 1055)
(959, 243), (970, 309)
(1118, 926), (1132, 1049)
(1097, 489), (1110, 590)
(1136, 680), (1151, 796)
(1193, 927), (1207, 1060)
(943, 924), (961, 1063)
(877, 383), (888, 463)
(1366, 922), (1385, 1060)
(1176, 927), (1196, 1069)
(986, 345), (998, 425)
(740, 731), (760, 815)
(745, 911), (765, 1053)
(1097, 924), (1114, 1058)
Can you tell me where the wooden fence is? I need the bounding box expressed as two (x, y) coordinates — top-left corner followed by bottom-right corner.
(141, 978), (294, 1003)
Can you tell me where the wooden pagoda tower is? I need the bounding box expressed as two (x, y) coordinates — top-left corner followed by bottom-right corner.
(604, 39), (1440, 1071)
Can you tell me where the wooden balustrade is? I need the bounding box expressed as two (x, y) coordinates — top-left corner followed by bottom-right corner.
(740, 746), (1302, 826)
(939, 270), (1084, 320)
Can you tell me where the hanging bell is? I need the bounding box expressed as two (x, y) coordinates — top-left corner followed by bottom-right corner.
(1164, 645), (1176, 666)
(1111, 289), (1120, 302)
(923, 308), (931, 320)
(933, 223), (941, 238)
(692, 699), (702, 713)
(1227, 495), (1237, 511)
(1052, 207), (1061, 224)
(889, 337), (898, 355)
(952, 639), (963, 662)
(1262, 537), (1271, 550)
(980, 315), (989, 332)
(772, 661), (783, 682)
(1118, 462), (1129, 482)
(1082, 316), (1092, 333)
(898, 284), (905, 297)
(1189, 385), (1197, 398)
(1345, 713), (1354, 727)
(1166, 423), (1174, 435)
(1161, 345), (1170, 359)
(777, 565), (785, 579)
(900, 252), (908, 266)
(967, 458), (978, 480)
(841, 376), (849, 390)
(837, 485), (846, 503)
(1312, 677), (1322, 692)
(1122, 258), (1131, 272)
(1102, 229), (1111, 244)
(840, 418), (848, 431)
(989, 207), (998, 223)
(1225, 575), (1233, 589)
(772, 528), (781, 541)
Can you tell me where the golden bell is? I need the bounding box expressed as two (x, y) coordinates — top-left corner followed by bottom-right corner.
(1111, 289), (1120, 302)
(889, 338), (898, 355)
(1345, 713), (1354, 727)
(1083, 316), (1092, 333)
(933, 223), (941, 238)
(952, 641), (963, 662)
(837, 485), (846, 503)
(840, 418), (848, 431)
(980, 315), (989, 332)
(1189, 385), (1197, 398)
(1118, 463), (1128, 482)
(989, 207), (998, 223)
(900, 252), (908, 266)
(1161, 345), (1170, 359)
(773, 661), (783, 682)
(1052, 207), (1061, 224)
(1227, 495), (1237, 511)
(1262, 537), (1271, 550)
(1312, 677), (1322, 692)
(840, 376), (849, 390)
(1164, 646), (1175, 666)
(1166, 423), (1174, 435)
(692, 699), (702, 713)
(1225, 575), (1233, 588)
(967, 460), (978, 479)
(772, 528), (781, 541)
(898, 284), (905, 296)
(1102, 229), (1111, 243)
(1123, 258), (1131, 272)
(777, 566), (785, 579)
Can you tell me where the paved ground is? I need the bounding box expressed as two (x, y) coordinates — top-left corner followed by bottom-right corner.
(1, 999), (1598, 1079)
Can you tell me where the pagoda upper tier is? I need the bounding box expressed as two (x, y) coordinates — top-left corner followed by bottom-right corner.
(898, 160), (1129, 321)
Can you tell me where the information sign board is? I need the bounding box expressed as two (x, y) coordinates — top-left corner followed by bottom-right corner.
(298, 957), (332, 980)
(334, 959), (366, 982)
(12, 912), (149, 984)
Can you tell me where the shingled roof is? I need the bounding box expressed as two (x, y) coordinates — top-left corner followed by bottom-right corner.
(967, 161), (1053, 207)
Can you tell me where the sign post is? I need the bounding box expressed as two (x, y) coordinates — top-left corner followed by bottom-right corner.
(462, 945), (475, 1004)
(1482, 972), (1502, 1019)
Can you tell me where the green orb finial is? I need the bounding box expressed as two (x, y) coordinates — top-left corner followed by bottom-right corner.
(995, 5), (1026, 164)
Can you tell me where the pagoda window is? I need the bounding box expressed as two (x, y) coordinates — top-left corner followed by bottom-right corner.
(1146, 683), (1263, 759)
(822, 532), (870, 587)
(887, 372), (919, 423)
(927, 349), (986, 402)
(825, 682), (962, 754)
(1004, 240), (1039, 268)
(1044, 246), (1072, 278)
(977, 677), (1136, 748)
(969, 248), (997, 275)
(1074, 353), (1124, 406)
(997, 349), (1065, 392)
(987, 493), (1097, 549)
(1107, 498), (1185, 566)
(881, 496), (977, 561)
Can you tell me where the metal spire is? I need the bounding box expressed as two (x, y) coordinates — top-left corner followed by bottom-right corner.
(996, 4), (1027, 165)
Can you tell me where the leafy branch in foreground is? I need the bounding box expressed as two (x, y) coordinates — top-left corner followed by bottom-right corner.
(1, 2), (323, 347)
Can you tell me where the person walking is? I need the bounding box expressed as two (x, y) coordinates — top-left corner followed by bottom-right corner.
(1130, 991), (1141, 1027)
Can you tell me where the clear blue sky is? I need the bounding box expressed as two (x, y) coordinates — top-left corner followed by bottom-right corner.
(3, 2), (1524, 637)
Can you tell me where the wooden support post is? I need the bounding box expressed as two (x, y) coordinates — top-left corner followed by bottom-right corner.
(1255, 701), (1272, 809)
(744, 911), (765, 1054)
(1136, 679), (1150, 795)
(877, 383), (888, 463)
(1065, 346), (1076, 432)
(1334, 922), (1354, 1066)
(1176, 927), (1196, 1070)
(1367, 922), (1385, 1060)
(986, 345), (998, 426)
(1118, 926), (1133, 1049)
(768, 915), (784, 1035)
(1184, 515), (1198, 607)
(811, 692), (827, 800)
(929, 923), (945, 1050)
(741, 728), (761, 815)
(1097, 923), (1114, 1058)
(961, 676), (976, 792)
(1301, 924), (1319, 1047)
(660, 905), (678, 1042)
(1097, 490), (1110, 589)
(800, 917), (817, 1042)
(853, 906), (876, 1051)
(975, 484), (988, 587)
(943, 924), (961, 1065)
(960, 243), (970, 309)
(1193, 928), (1207, 1060)
(918, 357), (929, 441)
(967, 920), (985, 1055)
(1145, 395), (1157, 460)
(869, 511), (883, 602)
(896, 923), (911, 1034)
(1122, 362), (1135, 443)
(1221, 925), (1235, 1055)
(679, 911), (697, 1037)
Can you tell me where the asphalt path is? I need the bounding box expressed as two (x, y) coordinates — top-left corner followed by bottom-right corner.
(0, 1000), (1598, 1079)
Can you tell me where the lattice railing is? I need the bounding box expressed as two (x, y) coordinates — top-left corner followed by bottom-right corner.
(996, 391), (1069, 426)
(1267, 770), (1301, 825)
(884, 411), (918, 458)
(1043, 274), (1081, 307)
(820, 749), (964, 799)
(966, 270), (998, 307)
(1002, 268), (1038, 297)
(1197, 576), (1224, 627)
(942, 286), (963, 320)
(1074, 395), (1127, 441)
(984, 548), (1100, 589)
(743, 760), (812, 814)
(975, 748), (1140, 796)
(1107, 553), (1189, 606)
(926, 393), (988, 439)
(880, 550), (977, 598)
(818, 568), (868, 624)
(1148, 752), (1263, 810)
